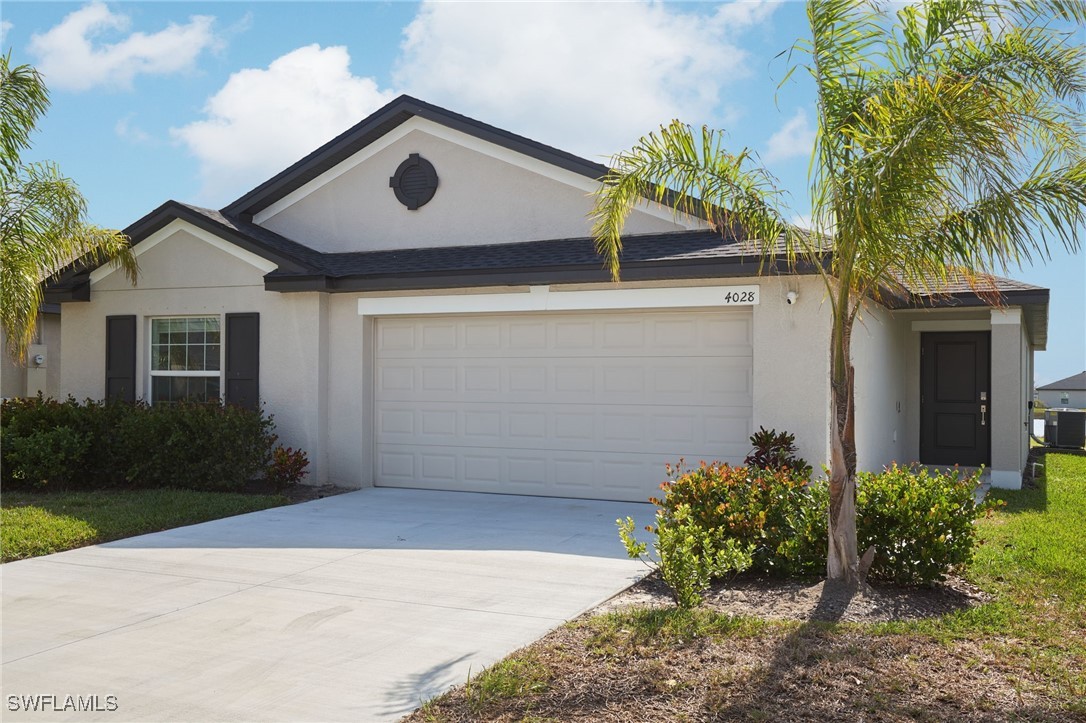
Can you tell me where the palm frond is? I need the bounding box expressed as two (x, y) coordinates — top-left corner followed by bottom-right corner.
(591, 121), (800, 281)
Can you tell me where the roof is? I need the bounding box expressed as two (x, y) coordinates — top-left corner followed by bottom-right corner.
(261, 230), (810, 292)
(223, 95), (611, 219)
(41, 94), (1050, 350)
(1038, 371), (1086, 391)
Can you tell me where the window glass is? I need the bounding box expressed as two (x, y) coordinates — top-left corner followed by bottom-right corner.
(149, 317), (221, 404)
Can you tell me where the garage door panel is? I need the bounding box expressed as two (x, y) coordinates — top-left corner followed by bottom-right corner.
(375, 312), (752, 360)
(375, 446), (713, 502)
(376, 402), (750, 454)
(374, 310), (753, 501)
(376, 360), (747, 405)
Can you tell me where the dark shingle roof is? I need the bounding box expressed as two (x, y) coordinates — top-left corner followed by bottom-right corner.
(316, 230), (767, 277)
(1038, 371), (1086, 391)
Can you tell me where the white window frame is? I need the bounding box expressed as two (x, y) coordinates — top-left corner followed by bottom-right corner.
(147, 315), (224, 404)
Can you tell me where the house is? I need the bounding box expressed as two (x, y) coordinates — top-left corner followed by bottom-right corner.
(1036, 371), (1086, 409)
(1, 306), (61, 400)
(44, 96), (1048, 495)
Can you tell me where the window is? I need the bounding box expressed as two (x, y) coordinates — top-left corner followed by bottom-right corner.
(1061, 392), (1070, 405)
(149, 317), (221, 404)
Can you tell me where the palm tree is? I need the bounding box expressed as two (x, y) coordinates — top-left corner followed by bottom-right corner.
(592, 0), (1086, 583)
(1, 54), (137, 363)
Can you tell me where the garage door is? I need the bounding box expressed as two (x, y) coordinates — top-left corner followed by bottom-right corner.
(374, 310), (752, 502)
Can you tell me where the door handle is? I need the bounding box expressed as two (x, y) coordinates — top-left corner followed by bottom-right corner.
(980, 404), (986, 426)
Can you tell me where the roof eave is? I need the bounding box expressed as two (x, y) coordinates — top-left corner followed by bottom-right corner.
(263, 256), (819, 294)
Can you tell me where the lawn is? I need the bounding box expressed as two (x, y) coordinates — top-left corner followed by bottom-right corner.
(1, 488), (288, 562)
(409, 452), (1086, 722)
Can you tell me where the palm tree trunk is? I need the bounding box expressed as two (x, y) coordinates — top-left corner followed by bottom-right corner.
(827, 295), (859, 583)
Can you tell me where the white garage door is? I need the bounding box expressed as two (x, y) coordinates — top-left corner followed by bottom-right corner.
(374, 309), (753, 502)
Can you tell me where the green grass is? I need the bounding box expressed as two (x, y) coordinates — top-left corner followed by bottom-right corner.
(1, 488), (288, 562)
(862, 453), (1086, 705)
(463, 656), (552, 712)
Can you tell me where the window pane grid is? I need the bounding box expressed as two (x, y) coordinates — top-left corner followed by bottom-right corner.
(150, 316), (221, 404)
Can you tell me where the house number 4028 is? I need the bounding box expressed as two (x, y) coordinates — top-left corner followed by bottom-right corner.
(721, 287), (759, 305)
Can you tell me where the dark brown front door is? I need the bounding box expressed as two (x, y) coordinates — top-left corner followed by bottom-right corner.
(920, 332), (991, 467)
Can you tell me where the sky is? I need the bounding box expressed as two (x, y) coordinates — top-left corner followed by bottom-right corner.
(2, 1), (1083, 385)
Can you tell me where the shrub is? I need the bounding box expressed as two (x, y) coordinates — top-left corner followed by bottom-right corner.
(619, 507), (754, 608)
(857, 464), (992, 585)
(116, 401), (275, 491)
(652, 460), (823, 576)
(1, 396), (285, 492)
(623, 456), (993, 595)
(266, 445), (310, 492)
(745, 426), (811, 477)
(4, 426), (90, 489)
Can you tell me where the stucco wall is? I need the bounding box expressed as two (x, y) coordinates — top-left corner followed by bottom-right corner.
(60, 227), (328, 483)
(851, 303), (908, 471)
(749, 275), (832, 473)
(1, 313), (61, 399)
(258, 123), (691, 253)
(1, 332), (24, 399)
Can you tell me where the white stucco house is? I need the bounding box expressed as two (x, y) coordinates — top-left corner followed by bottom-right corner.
(44, 96), (1048, 495)
(1036, 371), (1086, 409)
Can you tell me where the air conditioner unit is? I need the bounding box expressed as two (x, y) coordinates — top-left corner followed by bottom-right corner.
(1044, 408), (1086, 449)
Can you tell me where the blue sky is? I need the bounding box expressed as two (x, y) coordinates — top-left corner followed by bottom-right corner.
(3, 1), (1083, 384)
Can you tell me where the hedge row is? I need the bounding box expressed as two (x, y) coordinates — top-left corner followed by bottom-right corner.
(1, 396), (305, 492)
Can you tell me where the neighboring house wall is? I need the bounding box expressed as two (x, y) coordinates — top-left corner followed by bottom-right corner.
(1, 313), (61, 399)
(61, 224), (329, 483)
(257, 120), (691, 253)
(851, 303), (909, 471)
(1038, 389), (1086, 408)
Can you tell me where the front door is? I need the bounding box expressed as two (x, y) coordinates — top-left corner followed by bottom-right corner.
(920, 331), (991, 467)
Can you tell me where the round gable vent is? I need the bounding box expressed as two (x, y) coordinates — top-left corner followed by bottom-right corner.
(389, 153), (438, 210)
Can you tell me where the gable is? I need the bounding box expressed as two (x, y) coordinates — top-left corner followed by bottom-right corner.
(255, 117), (696, 253)
(91, 220), (276, 292)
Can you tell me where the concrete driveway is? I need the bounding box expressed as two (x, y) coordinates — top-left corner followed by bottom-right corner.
(1, 489), (654, 721)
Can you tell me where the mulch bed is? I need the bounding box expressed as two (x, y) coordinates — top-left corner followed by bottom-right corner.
(406, 574), (1082, 722)
(594, 571), (990, 623)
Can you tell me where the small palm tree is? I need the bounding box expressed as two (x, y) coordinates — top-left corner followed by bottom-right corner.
(592, 0), (1086, 583)
(1, 54), (137, 363)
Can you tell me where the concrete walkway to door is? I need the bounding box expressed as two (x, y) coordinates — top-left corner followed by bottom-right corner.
(1, 489), (654, 722)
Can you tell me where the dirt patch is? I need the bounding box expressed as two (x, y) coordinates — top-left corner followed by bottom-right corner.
(594, 572), (990, 623)
(409, 622), (1080, 723)
(241, 481), (356, 504)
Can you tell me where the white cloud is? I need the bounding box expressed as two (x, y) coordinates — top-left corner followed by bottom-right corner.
(764, 108), (816, 164)
(1, 20), (12, 44)
(393, 0), (779, 161)
(28, 2), (217, 91)
(172, 44), (396, 203)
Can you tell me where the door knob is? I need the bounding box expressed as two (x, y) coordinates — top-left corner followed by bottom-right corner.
(980, 404), (987, 426)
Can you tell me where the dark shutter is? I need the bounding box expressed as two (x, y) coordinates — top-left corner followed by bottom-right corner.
(105, 315), (137, 402)
(225, 313), (259, 410)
